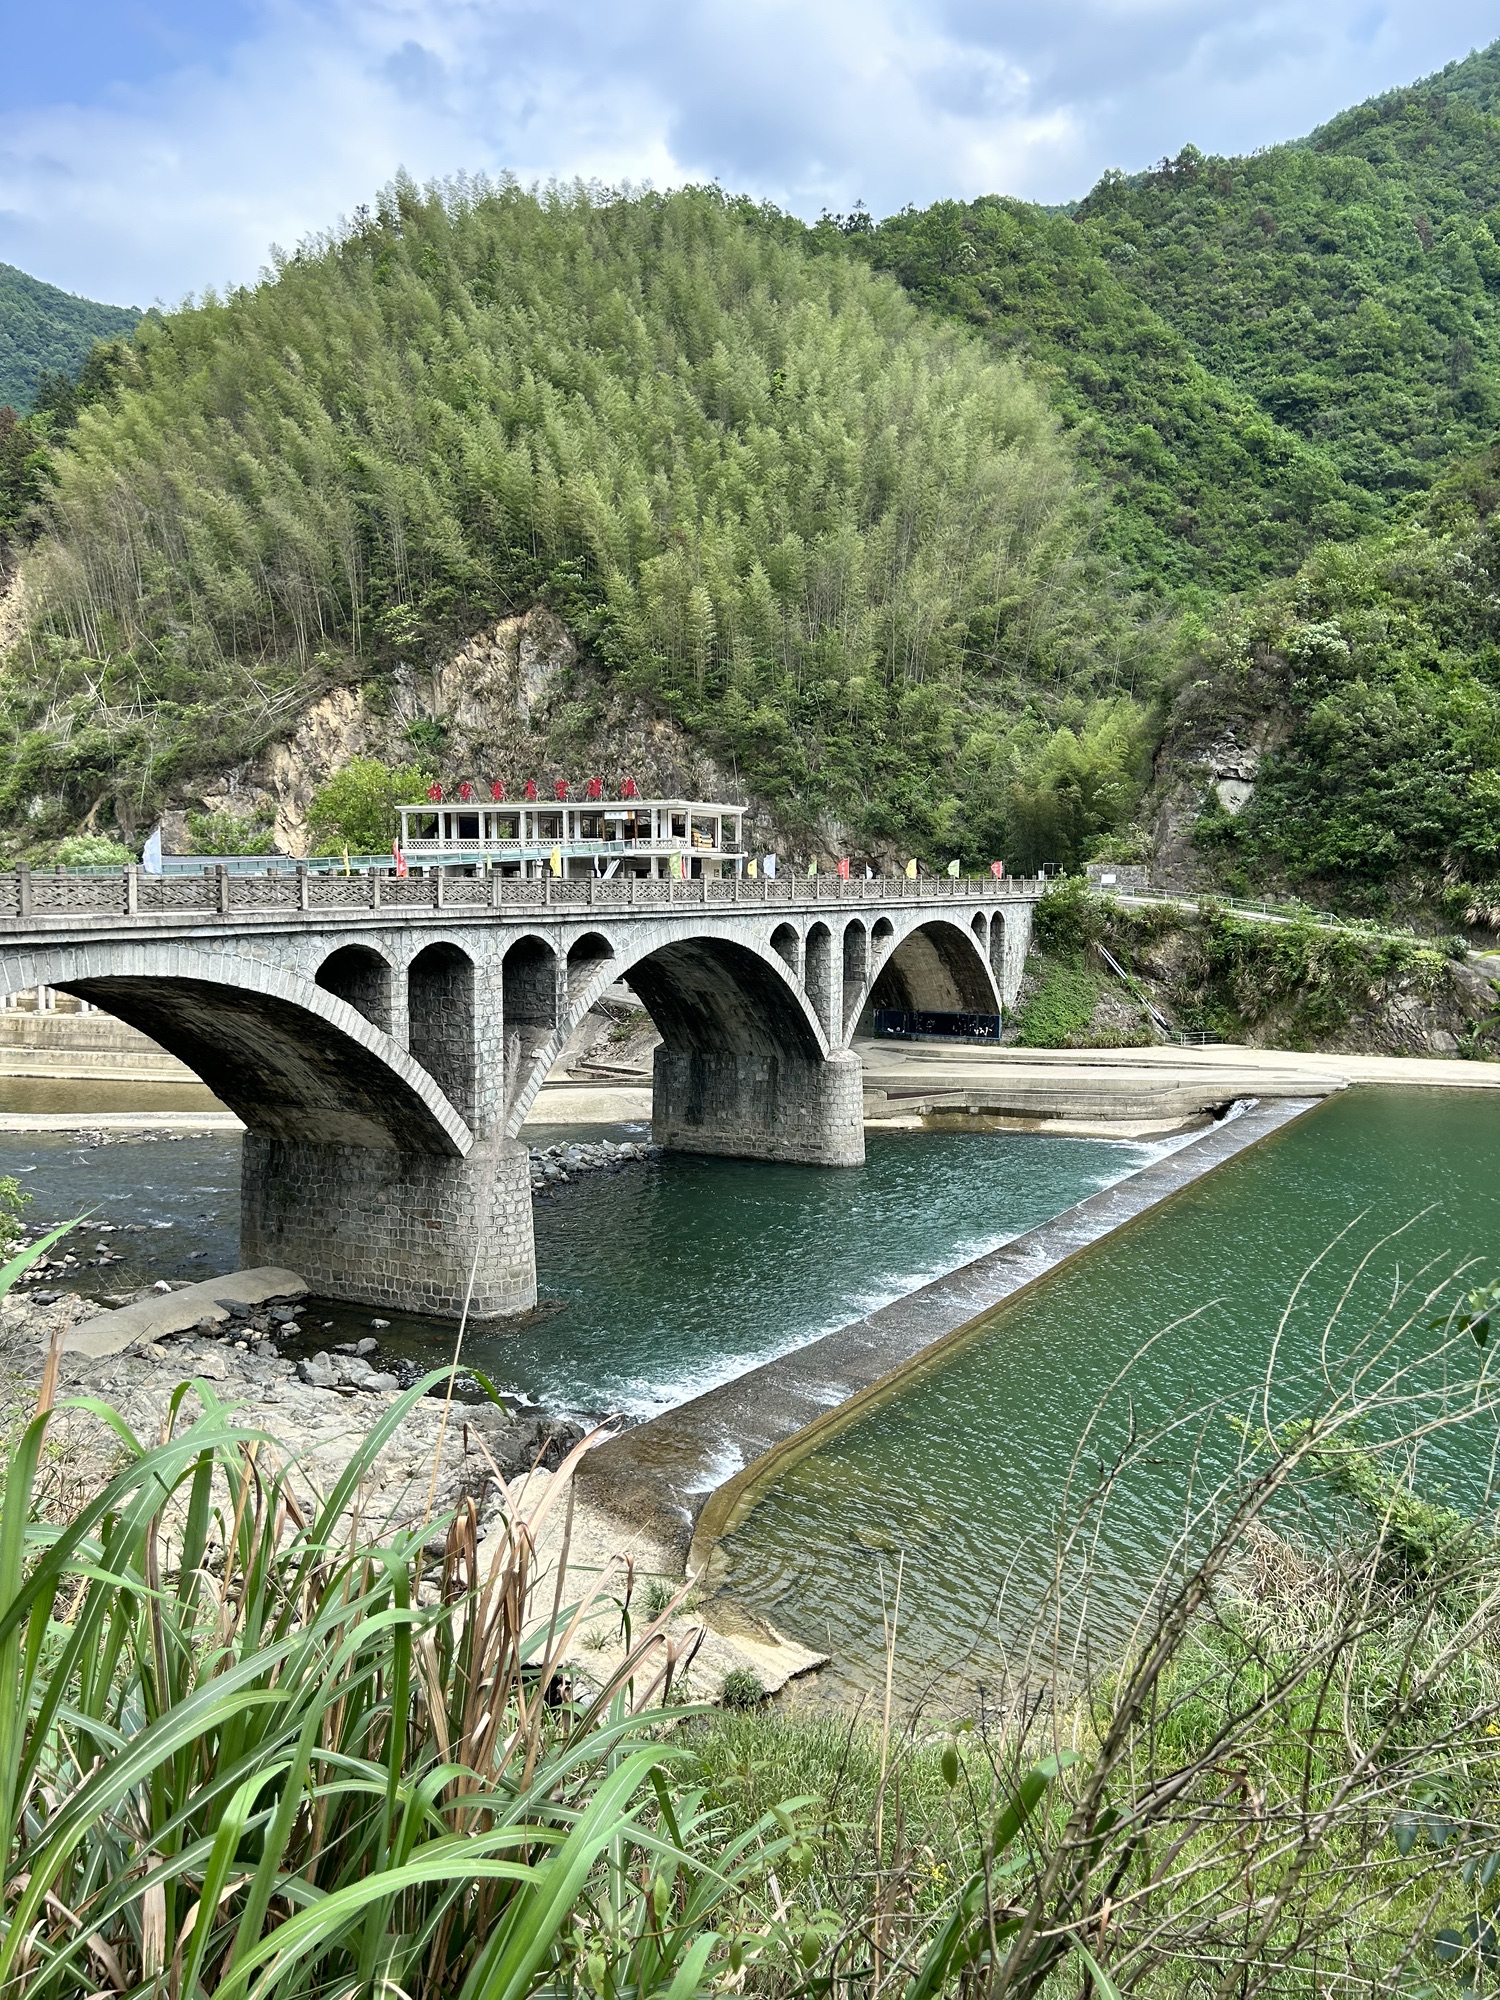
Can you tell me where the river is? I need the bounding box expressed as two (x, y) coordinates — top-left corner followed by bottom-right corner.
(711, 1087), (1500, 1703)
(0, 1113), (1185, 1419)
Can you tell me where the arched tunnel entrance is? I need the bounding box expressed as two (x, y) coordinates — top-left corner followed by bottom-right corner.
(859, 919), (1000, 1033)
(620, 935), (865, 1167)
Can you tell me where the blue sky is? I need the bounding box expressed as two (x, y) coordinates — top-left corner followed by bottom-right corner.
(1, 0), (1497, 306)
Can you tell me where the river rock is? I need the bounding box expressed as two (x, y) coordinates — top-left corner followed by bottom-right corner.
(297, 1352), (339, 1389)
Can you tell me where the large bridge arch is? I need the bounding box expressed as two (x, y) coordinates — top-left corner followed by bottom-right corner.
(855, 916), (1002, 1032)
(504, 919), (832, 1137)
(8, 946), (470, 1156)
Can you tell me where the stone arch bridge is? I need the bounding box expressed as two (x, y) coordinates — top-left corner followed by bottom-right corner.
(0, 869), (1040, 1319)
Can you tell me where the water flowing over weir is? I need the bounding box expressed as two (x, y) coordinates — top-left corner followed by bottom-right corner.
(0, 1120), (1185, 1417)
(710, 1087), (1500, 1704)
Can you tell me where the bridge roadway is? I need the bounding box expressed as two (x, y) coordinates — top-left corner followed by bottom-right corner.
(0, 868), (1040, 1319)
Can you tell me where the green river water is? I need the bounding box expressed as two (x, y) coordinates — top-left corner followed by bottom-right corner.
(713, 1088), (1500, 1703)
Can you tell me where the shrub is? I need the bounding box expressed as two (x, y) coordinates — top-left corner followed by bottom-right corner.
(184, 808), (275, 855)
(307, 756), (430, 856)
(51, 834), (133, 867)
(721, 1668), (768, 1710)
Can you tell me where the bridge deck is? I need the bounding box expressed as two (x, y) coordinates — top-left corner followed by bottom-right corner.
(0, 869), (1046, 932)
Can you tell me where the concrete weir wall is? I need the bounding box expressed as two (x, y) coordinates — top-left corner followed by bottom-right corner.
(241, 1132), (537, 1318)
(652, 1047), (865, 1166)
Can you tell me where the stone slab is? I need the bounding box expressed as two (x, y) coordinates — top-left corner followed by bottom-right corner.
(576, 1098), (1323, 1567)
(62, 1265), (307, 1356)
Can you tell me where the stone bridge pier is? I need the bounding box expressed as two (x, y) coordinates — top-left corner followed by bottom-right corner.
(0, 871), (1038, 1321)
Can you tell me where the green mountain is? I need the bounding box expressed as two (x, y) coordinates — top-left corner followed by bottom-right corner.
(0, 185), (1151, 867)
(838, 44), (1500, 602)
(7, 41), (1500, 912)
(0, 264), (139, 413)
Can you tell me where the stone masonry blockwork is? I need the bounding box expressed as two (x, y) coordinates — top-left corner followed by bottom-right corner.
(652, 1047), (865, 1166)
(241, 1132), (537, 1318)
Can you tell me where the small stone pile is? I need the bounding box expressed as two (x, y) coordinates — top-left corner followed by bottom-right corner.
(528, 1137), (660, 1190)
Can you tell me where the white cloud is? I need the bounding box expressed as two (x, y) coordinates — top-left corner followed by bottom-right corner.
(0, 0), (1495, 304)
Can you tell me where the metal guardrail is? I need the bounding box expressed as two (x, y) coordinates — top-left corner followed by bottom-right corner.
(873, 1008), (1003, 1042)
(0, 867), (1049, 926)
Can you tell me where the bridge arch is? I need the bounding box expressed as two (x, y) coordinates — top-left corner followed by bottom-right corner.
(504, 919), (830, 1136)
(316, 943), (392, 1036)
(859, 916), (1000, 1028)
(408, 942), (476, 1124)
(11, 946), (470, 1155)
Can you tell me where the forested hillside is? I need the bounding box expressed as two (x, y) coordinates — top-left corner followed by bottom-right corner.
(0, 185), (1155, 867)
(4, 42), (1500, 915)
(0, 265), (139, 414)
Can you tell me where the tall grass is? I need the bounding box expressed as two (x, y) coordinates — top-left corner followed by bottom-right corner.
(0, 1246), (799, 2000)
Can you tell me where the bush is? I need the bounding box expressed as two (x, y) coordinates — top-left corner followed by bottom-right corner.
(307, 757), (430, 856)
(1033, 876), (1107, 954)
(184, 808), (275, 855)
(51, 834), (133, 867)
(720, 1668), (768, 1710)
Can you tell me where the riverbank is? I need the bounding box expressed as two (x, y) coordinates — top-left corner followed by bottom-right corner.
(0, 1280), (826, 1700)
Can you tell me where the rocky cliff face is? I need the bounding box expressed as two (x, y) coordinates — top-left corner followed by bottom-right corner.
(168, 607), (768, 856)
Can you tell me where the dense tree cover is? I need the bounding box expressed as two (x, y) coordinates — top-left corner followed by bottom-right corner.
(837, 200), (1361, 599)
(0, 263), (138, 413)
(834, 43), (1500, 605)
(1186, 488), (1500, 903)
(0, 180), (1157, 863)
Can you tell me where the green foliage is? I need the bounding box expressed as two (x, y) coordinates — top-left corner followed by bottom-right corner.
(4, 181), (1129, 859)
(50, 833), (133, 866)
(719, 1668), (767, 1710)
(1032, 876), (1107, 954)
(1100, 894), (1455, 1043)
(0, 1176), (30, 1258)
(0, 265), (138, 414)
(1187, 507), (1500, 899)
(0, 1384), (801, 2000)
(307, 756), (430, 855)
(1011, 956), (1102, 1047)
(841, 197), (1359, 598)
(183, 808), (275, 856)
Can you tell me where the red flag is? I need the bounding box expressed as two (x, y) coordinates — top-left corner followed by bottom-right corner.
(392, 841), (407, 877)
(990, 860), (1005, 878)
(427, 781), (443, 802)
(837, 857), (850, 880)
(491, 779), (506, 801)
(554, 778), (569, 801)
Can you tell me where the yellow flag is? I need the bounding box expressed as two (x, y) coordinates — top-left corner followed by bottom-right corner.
(904, 857), (918, 879)
(807, 857), (818, 877)
(549, 846), (562, 876)
(746, 857), (758, 878)
(947, 859), (960, 877)
(669, 852), (682, 879)
(342, 845), (350, 877)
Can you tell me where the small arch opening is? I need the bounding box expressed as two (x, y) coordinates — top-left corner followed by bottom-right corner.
(566, 931), (615, 998)
(805, 921), (834, 1039)
(408, 942), (476, 1121)
(316, 944), (392, 1036)
(770, 922), (800, 975)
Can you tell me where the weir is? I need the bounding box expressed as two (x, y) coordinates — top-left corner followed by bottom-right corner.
(0, 851), (1041, 1319)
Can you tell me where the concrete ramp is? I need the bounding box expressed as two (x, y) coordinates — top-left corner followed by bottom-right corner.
(63, 1266), (307, 1357)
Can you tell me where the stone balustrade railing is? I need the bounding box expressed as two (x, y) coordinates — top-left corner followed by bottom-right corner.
(0, 867), (1048, 924)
